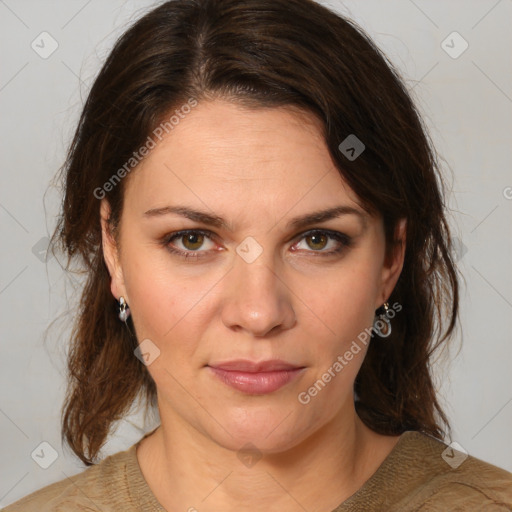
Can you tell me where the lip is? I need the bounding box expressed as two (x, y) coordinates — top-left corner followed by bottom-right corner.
(207, 359), (305, 394)
(208, 359), (302, 372)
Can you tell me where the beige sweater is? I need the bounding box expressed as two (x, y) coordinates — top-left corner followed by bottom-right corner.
(2, 431), (512, 511)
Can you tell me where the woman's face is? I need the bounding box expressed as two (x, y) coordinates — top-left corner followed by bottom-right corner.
(101, 99), (405, 453)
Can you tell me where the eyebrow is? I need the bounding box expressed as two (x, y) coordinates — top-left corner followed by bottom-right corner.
(143, 205), (367, 231)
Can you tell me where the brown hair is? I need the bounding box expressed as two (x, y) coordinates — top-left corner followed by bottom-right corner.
(49, 0), (459, 465)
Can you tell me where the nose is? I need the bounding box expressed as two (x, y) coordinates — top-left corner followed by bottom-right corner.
(220, 248), (296, 337)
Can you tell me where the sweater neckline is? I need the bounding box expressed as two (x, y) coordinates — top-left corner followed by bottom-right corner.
(122, 429), (424, 511)
(330, 430), (425, 510)
(125, 429), (167, 511)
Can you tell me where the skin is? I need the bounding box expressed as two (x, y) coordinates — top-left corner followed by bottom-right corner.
(101, 98), (406, 512)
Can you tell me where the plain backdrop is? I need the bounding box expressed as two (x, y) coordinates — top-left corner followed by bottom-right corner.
(1, 0), (511, 507)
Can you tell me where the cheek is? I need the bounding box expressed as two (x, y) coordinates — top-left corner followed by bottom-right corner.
(120, 248), (202, 348)
(297, 267), (380, 403)
(306, 261), (381, 350)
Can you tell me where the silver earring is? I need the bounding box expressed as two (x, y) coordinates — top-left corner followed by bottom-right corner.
(373, 301), (391, 338)
(118, 296), (131, 322)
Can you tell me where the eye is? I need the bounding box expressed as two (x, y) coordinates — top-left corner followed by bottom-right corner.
(164, 229), (217, 258)
(162, 228), (351, 260)
(291, 230), (351, 256)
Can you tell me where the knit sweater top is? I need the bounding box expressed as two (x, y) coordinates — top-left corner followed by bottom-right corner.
(3, 430), (512, 511)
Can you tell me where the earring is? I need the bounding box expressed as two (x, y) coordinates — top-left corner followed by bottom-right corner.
(373, 301), (391, 338)
(118, 296), (131, 322)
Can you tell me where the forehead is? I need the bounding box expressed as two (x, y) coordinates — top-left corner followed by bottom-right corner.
(123, 99), (364, 220)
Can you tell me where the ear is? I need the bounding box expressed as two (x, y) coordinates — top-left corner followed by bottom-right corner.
(376, 218), (406, 308)
(100, 199), (127, 302)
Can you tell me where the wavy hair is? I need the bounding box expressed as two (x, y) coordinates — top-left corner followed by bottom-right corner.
(49, 0), (459, 465)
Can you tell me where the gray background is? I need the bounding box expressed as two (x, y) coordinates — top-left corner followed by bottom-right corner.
(1, 0), (511, 506)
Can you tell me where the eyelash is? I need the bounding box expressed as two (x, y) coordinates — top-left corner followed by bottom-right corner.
(161, 229), (352, 260)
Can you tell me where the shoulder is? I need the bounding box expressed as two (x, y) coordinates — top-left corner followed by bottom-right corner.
(1, 444), (148, 512)
(390, 431), (512, 510)
(337, 430), (512, 511)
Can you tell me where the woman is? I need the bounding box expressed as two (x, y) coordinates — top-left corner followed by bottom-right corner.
(3, 0), (511, 510)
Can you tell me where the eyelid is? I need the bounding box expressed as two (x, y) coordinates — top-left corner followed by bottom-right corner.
(162, 228), (351, 258)
(163, 229), (217, 256)
(290, 229), (352, 255)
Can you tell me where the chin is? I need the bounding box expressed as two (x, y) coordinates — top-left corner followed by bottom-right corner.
(204, 408), (312, 455)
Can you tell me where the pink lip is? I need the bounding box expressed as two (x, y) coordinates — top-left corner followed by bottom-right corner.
(207, 359), (305, 394)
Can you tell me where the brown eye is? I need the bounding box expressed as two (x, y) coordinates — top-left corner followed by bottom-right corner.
(305, 233), (328, 251)
(164, 230), (216, 257)
(292, 230), (351, 256)
(181, 232), (205, 251)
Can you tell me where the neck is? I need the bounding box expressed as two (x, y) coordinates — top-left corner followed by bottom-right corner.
(136, 399), (400, 512)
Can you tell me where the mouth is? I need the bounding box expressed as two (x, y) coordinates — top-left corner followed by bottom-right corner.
(206, 359), (306, 394)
